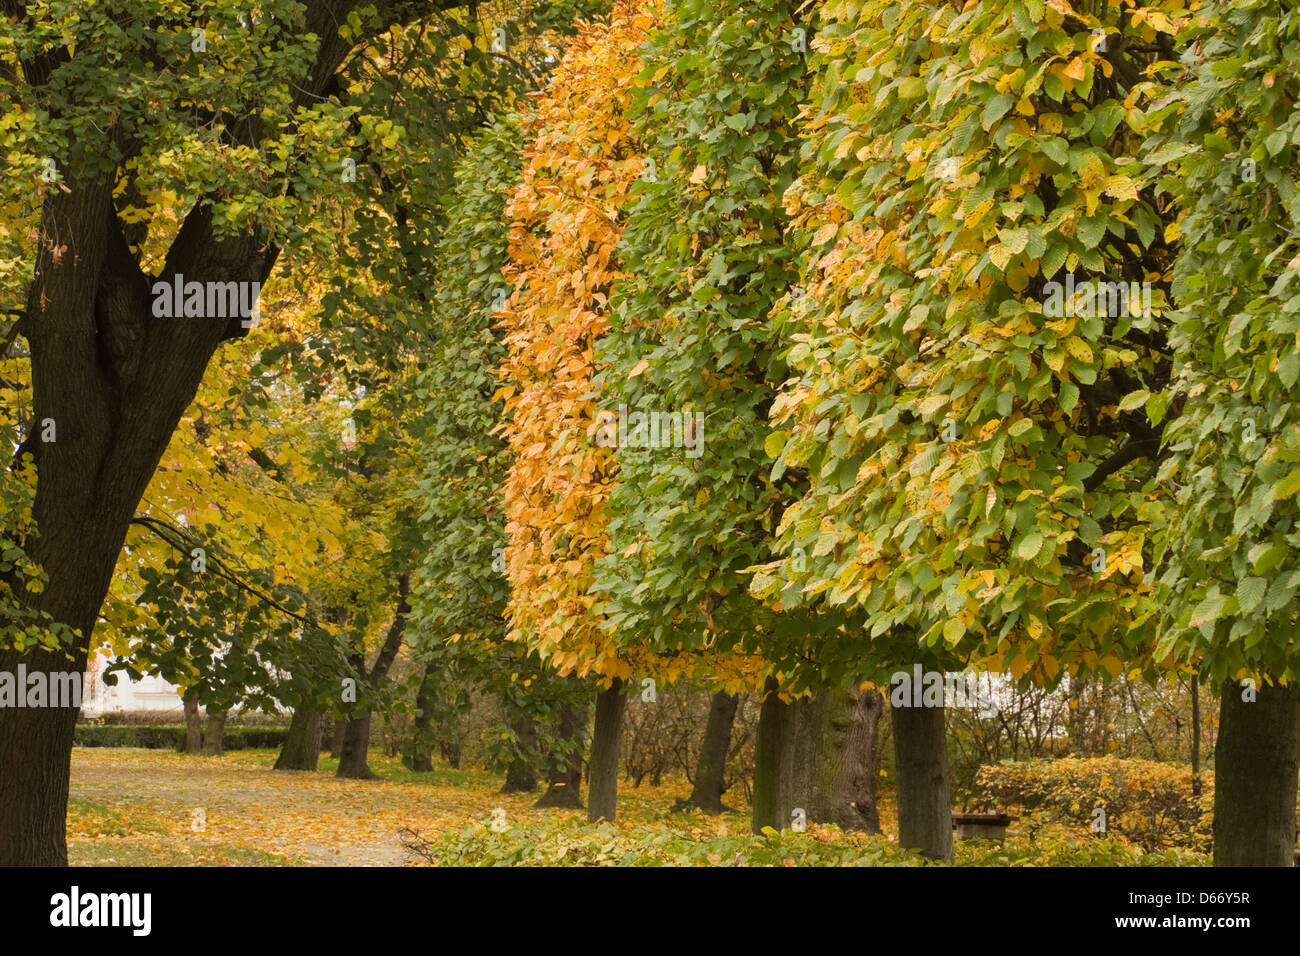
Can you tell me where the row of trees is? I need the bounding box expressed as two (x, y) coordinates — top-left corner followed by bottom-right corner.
(2, 0), (1298, 867)
(464, 0), (1300, 864)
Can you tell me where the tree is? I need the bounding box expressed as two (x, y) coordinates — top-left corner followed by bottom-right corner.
(1146, 0), (1300, 866)
(0, 0), (576, 865)
(496, 1), (665, 823)
(591, 0), (828, 833)
(752, 0), (1186, 859)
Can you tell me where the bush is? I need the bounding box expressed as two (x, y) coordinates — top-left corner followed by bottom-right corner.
(975, 757), (1213, 851)
(85, 709), (288, 727)
(401, 815), (1207, 867)
(408, 819), (927, 867)
(73, 724), (288, 751)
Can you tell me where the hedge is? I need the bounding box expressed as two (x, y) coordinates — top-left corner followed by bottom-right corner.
(73, 724), (288, 751)
(976, 757), (1213, 851)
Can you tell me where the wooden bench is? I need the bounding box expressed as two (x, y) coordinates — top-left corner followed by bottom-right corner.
(952, 812), (1016, 842)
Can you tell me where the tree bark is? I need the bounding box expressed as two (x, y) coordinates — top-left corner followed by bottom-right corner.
(407, 663), (435, 773)
(892, 697), (954, 862)
(678, 691), (737, 814)
(587, 679), (626, 823)
(274, 707), (322, 771)
(1067, 674), (1087, 756)
(534, 702), (585, 809)
(1213, 679), (1300, 867)
(502, 712), (539, 794)
(336, 573), (410, 780)
(202, 709), (228, 756)
(752, 677), (794, 834)
(336, 713), (377, 780)
(790, 685), (883, 833)
(182, 689), (203, 754)
(1190, 675), (1202, 798)
(329, 714), (346, 759)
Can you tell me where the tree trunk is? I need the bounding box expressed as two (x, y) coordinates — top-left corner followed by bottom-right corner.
(407, 664), (435, 773)
(438, 739), (461, 769)
(182, 689), (203, 754)
(202, 709), (228, 756)
(1190, 675), (1202, 798)
(329, 714), (346, 758)
(502, 712), (539, 794)
(752, 677), (794, 834)
(892, 697), (954, 862)
(786, 691), (821, 825)
(791, 685), (882, 833)
(1067, 674), (1087, 756)
(1213, 679), (1300, 867)
(336, 714), (377, 780)
(335, 574), (410, 780)
(534, 702), (585, 809)
(274, 707), (322, 771)
(587, 679), (626, 823)
(678, 691), (737, 814)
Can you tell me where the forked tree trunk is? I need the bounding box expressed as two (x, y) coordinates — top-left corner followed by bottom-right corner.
(892, 698), (953, 862)
(678, 691), (738, 814)
(1213, 679), (1300, 867)
(752, 677), (793, 834)
(182, 689), (203, 754)
(407, 664), (435, 773)
(274, 707), (322, 771)
(534, 702), (585, 809)
(203, 710), (228, 756)
(502, 712), (539, 794)
(587, 679), (626, 823)
(336, 574), (410, 780)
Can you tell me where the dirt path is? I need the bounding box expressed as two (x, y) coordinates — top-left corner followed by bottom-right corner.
(69, 749), (529, 866)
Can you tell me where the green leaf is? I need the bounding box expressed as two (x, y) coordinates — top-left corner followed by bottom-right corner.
(1118, 390), (1150, 413)
(1236, 576), (1266, 615)
(1273, 468), (1300, 500)
(1188, 593), (1227, 630)
(1016, 531), (1044, 561)
(1041, 241), (1068, 279)
(982, 93), (1015, 130)
(1059, 380), (1079, 414)
(1077, 215), (1107, 248)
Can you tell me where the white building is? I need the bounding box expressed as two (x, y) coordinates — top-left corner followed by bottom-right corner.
(82, 652), (186, 717)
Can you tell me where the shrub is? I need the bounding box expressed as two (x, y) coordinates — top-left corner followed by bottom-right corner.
(73, 724), (287, 751)
(975, 757), (1213, 851)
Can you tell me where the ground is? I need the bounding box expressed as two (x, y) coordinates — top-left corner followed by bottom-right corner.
(67, 748), (1207, 867)
(70, 749), (552, 866)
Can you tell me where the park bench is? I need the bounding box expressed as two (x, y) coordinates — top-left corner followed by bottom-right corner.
(951, 811), (1016, 843)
